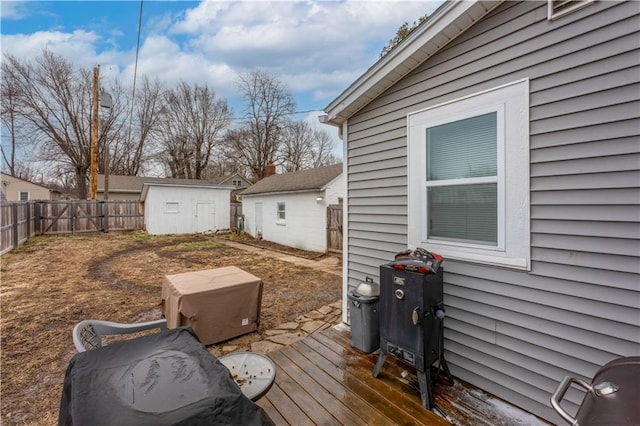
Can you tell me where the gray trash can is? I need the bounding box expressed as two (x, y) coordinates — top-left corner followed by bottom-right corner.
(348, 278), (380, 353)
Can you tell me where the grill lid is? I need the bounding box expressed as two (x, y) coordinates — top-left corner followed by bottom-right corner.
(391, 248), (442, 274)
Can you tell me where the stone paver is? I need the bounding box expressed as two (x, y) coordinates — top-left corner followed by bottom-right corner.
(276, 322), (299, 330)
(301, 320), (327, 334)
(305, 310), (325, 320)
(317, 305), (333, 315)
(267, 332), (307, 346)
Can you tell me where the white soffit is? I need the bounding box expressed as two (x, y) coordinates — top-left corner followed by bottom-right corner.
(324, 0), (503, 126)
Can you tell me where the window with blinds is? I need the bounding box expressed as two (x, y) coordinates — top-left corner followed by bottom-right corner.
(425, 112), (498, 245)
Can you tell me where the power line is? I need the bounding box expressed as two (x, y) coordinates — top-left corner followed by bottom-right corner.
(126, 0), (144, 145)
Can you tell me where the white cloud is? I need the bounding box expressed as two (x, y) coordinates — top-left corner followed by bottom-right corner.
(1, 30), (100, 64)
(1, 1), (444, 110)
(172, 1), (439, 98)
(0, 1), (30, 20)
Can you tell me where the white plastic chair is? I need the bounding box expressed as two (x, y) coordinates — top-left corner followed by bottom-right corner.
(72, 319), (168, 352)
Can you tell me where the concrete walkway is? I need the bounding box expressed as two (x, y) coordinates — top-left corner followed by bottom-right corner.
(212, 238), (344, 356)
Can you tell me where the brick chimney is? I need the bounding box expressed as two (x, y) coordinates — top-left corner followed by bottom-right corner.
(266, 164), (276, 177)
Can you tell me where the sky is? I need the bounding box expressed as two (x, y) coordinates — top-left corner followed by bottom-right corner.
(1, 0), (444, 157)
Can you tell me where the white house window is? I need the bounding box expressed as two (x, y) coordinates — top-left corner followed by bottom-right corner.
(232, 179), (242, 187)
(276, 202), (286, 224)
(426, 111), (499, 245)
(164, 202), (180, 213)
(408, 79), (530, 270)
(19, 191), (29, 201)
(547, 0), (594, 20)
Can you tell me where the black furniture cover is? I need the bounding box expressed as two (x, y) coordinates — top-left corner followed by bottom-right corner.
(58, 327), (273, 426)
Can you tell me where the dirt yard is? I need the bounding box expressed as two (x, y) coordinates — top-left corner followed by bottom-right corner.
(0, 231), (342, 425)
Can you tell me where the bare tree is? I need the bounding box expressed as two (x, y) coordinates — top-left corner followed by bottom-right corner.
(1, 50), (95, 197)
(229, 70), (295, 180)
(279, 122), (338, 172)
(280, 121), (314, 172)
(155, 81), (231, 179)
(0, 50), (146, 198)
(105, 76), (164, 176)
(309, 127), (338, 168)
(1, 72), (21, 175)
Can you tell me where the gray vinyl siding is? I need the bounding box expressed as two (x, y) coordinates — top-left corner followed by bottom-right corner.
(344, 1), (640, 423)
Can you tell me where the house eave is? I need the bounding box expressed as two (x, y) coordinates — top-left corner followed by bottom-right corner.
(323, 0), (503, 126)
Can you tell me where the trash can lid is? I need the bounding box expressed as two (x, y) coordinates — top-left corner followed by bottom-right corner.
(355, 280), (379, 297)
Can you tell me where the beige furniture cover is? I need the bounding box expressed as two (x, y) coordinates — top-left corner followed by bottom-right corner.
(161, 266), (263, 345)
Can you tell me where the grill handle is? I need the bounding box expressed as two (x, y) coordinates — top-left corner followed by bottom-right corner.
(550, 375), (591, 426)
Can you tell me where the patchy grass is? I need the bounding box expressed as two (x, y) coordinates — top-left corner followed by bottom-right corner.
(163, 240), (227, 251)
(0, 231), (341, 426)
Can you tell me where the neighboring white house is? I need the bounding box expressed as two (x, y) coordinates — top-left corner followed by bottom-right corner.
(141, 181), (233, 235)
(321, 1), (639, 424)
(241, 164), (344, 252)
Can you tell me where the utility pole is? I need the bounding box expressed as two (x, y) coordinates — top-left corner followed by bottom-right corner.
(90, 66), (99, 200)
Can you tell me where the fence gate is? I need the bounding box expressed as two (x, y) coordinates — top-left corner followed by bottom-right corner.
(41, 200), (104, 234)
(230, 203), (243, 229)
(327, 204), (343, 253)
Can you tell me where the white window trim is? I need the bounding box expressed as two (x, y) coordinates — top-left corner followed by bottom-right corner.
(407, 79), (530, 270)
(276, 202), (286, 225)
(18, 191), (30, 201)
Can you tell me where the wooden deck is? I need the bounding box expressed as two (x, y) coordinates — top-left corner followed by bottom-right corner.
(256, 324), (549, 425)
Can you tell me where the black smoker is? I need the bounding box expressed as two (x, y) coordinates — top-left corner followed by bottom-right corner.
(373, 248), (452, 409)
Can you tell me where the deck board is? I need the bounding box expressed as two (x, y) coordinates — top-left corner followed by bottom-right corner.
(256, 325), (549, 425)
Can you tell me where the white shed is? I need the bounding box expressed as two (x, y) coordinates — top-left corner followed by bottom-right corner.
(241, 164), (344, 252)
(141, 181), (233, 235)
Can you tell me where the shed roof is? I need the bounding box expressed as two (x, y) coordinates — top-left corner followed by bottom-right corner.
(322, 0), (502, 126)
(140, 180), (232, 201)
(241, 163), (343, 196)
(98, 174), (238, 193)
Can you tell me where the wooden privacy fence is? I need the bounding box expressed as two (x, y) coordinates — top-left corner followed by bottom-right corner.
(230, 203), (243, 230)
(1, 200), (144, 255)
(327, 204), (343, 254)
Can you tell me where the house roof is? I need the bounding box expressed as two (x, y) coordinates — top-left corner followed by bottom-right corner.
(1, 172), (52, 191)
(322, 0), (502, 127)
(241, 163), (343, 196)
(97, 174), (236, 193)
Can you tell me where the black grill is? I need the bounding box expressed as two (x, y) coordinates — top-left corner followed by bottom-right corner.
(373, 248), (453, 409)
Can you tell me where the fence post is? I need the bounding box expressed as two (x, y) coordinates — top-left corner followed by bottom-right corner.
(11, 203), (18, 250)
(71, 202), (75, 233)
(35, 202), (42, 235)
(103, 201), (109, 233)
(26, 201), (31, 237)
